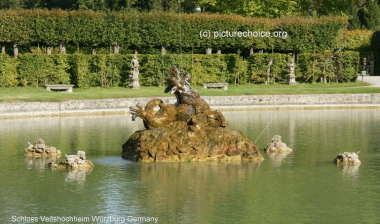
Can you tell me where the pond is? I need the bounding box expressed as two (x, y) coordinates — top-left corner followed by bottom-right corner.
(1, 109), (380, 223)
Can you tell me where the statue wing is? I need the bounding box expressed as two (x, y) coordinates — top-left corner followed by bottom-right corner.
(130, 105), (143, 121)
(164, 85), (173, 93)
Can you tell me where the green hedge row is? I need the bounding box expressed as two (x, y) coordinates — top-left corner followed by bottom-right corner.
(0, 52), (360, 88)
(0, 10), (347, 52)
(17, 55), (71, 87)
(296, 51), (360, 83)
(0, 54), (18, 87)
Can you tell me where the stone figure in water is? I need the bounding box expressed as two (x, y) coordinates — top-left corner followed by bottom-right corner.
(24, 138), (61, 157)
(123, 67), (263, 162)
(333, 151), (361, 165)
(49, 151), (94, 170)
(264, 135), (293, 153)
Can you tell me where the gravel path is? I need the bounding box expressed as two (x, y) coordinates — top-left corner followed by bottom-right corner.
(357, 76), (380, 87)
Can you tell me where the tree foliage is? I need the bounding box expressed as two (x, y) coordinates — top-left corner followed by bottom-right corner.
(198, 0), (299, 18)
(362, 0), (380, 30)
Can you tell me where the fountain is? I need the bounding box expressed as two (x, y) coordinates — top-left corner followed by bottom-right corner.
(122, 67), (263, 162)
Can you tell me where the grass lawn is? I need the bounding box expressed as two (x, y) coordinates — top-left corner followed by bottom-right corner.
(0, 81), (379, 103)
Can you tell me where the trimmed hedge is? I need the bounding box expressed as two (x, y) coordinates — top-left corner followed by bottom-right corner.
(246, 53), (291, 84)
(296, 51), (360, 83)
(0, 10), (348, 53)
(0, 54), (18, 87)
(17, 54), (70, 87)
(0, 52), (361, 88)
(70, 54), (125, 87)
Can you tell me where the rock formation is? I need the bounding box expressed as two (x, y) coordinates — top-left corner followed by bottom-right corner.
(333, 152), (361, 165)
(24, 138), (61, 157)
(49, 151), (94, 169)
(122, 67), (263, 162)
(264, 135), (293, 153)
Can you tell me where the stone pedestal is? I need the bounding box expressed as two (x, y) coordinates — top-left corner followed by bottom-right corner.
(288, 73), (296, 85)
(129, 77), (140, 89)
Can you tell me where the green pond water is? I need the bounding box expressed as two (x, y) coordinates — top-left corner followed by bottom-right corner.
(1, 109), (380, 224)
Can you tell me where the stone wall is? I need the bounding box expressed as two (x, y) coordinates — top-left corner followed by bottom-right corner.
(203, 94), (380, 106)
(1, 93), (380, 118)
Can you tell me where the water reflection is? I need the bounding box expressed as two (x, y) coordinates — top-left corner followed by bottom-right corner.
(25, 154), (92, 189)
(132, 161), (262, 220)
(25, 155), (61, 171)
(64, 169), (91, 186)
(265, 151), (293, 167)
(338, 164), (360, 177)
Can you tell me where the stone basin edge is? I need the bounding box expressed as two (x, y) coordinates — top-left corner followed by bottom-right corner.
(0, 93), (380, 118)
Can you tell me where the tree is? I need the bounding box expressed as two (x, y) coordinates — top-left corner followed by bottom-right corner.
(196, 0), (299, 18)
(0, 0), (25, 9)
(136, 0), (183, 12)
(363, 0), (380, 30)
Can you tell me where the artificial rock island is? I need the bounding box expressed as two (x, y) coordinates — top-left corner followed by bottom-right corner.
(122, 67), (263, 162)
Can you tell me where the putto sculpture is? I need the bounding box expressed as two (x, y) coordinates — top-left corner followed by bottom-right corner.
(122, 67), (263, 162)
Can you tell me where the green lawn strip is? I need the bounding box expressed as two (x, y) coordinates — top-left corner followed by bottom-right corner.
(0, 82), (378, 103)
